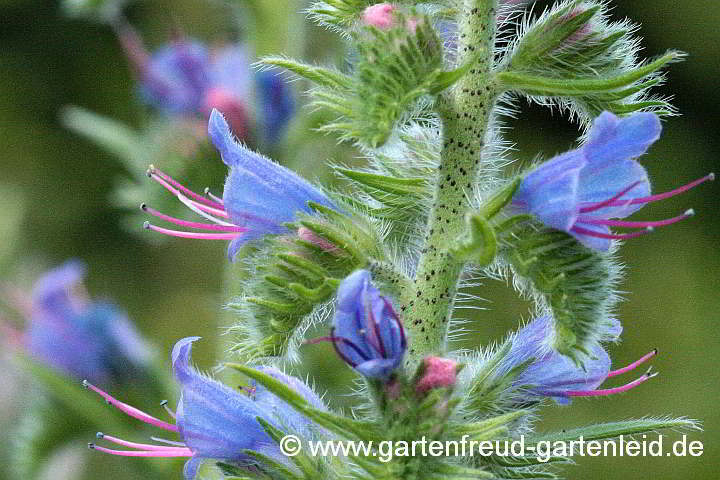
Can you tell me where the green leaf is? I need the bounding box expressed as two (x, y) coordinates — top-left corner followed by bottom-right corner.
(336, 169), (429, 196)
(497, 51), (682, 96)
(60, 105), (149, 169)
(451, 214), (497, 266)
(527, 418), (701, 444)
(261, 56), (352, 89)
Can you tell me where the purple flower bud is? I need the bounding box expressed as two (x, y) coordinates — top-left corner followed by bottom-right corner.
(328, 270), (406, 380)
(142, 110), (339, 260)
(511, 111), (713, 250)
(86, 337), (326, 479)
(1, 260), (152, 383)
(499, 316), (657, 405)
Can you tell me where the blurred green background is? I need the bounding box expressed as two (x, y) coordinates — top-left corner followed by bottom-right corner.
(0, 0), (717, 479)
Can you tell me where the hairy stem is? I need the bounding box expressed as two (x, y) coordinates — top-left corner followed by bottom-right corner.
(401, 0), (498, 366)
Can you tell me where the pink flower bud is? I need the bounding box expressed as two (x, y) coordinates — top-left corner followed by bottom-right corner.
(415, 356), (458, 393)
(297, 227), (343, 255)
(362, 3), (396, 30)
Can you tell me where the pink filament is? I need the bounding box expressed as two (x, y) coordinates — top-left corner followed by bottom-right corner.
(83, 381), (178, 432)
(578, 181), (643, 214)
(144, 222), (240, 240)
(564, 371), (656, 397)
(142, 205), (245, 232)
(91, 444), (193, 457)
(99, 433), (185, 452)
(596, 173), (714, 209)
(148, 172), (228, 219)
(578, 211), (692, 229)
(607, 349), (657, 378)
(571, 225), (653, 240)
(150, 167), (224, 210)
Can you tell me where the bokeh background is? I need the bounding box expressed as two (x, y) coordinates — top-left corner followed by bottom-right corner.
(0, 0), (717, 479)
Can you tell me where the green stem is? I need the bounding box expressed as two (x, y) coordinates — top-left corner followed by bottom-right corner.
(400, 0), (498, 366)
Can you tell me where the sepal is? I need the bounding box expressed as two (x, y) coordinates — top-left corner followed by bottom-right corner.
(227, 364), (382, 441)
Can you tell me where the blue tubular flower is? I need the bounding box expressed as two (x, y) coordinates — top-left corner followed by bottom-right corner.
(498, 316), (657, 405)
(113, 20), (252, 138)
(2, 260), (151, 383)
(86, 337), (326, 479)
(326, 270), (407, 380)
(142, 110), (338, 260)
(511, 111), (714, 250)
(255, 70), (295, 144)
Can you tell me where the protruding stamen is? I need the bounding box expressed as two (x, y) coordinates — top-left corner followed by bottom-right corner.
(149, 167), (224, 210)
(579, 181), (643, 214)
(609, 174), (714, 207)
(607, 349), (657, 378)
(160, 400), (176, 419)
(141, 204), (245, 232)
(563, 368), (657, 398)
(579, 210), (693, 229)
(83, 380), (178, 432)
(204, 187), (224, 205)
(143, 222), (240, 240)
(571, 225), (654, 240)
(97, 432), (182, 452)
(89, 444), (193, 457)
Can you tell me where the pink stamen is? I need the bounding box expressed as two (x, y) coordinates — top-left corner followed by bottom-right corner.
(601, 173), (714, 208)
(607, 349), (657, 378)
(83, 380), (178, 432)
(96, 432), (184, 452)
(89, 444), (193, 457)
(143, 222), (240, 240)
(141, 204), (245, 232)
(149, 166), (224, 210)
(147, 171), (229, 220)
(578, 181), (643, 214)
(571, 225), (653, 240)
(578, 210), (694, 229)
(564, 369), (656, 397)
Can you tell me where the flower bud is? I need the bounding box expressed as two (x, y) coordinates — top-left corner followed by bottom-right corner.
(330, 270), (406, 380)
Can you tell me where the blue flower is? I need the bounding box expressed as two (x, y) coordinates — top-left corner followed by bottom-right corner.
(498, 316), (656, 405)
(87, 337), (326, 479)
(255, 70), (295, 144)
(2, 260), (151, 383)
(327, 270), (406, 380)
(511, 111), (713, 250)
(142, 110), (338, 260)
(114, 20), (253, 137)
